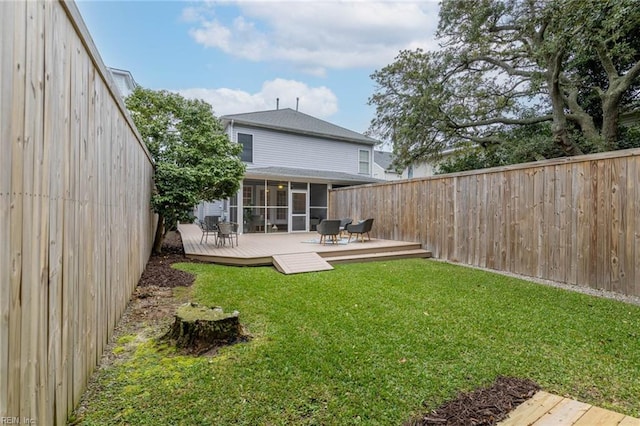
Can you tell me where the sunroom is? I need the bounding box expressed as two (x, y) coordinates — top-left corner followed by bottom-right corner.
(194, 166), (380, 234)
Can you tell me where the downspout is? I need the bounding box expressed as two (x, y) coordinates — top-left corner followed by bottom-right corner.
(230, 119), (243, 231)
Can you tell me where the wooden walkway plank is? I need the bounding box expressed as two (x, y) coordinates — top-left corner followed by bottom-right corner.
(500, 391), (564, 426)
(499, 391), (639, 426)
(574, 406), (625, 425)
(618, 416), (640, 426)
(533, 398), (591, 426)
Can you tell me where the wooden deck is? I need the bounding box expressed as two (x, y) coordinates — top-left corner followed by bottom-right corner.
(499, 391), (640, 426)
(178, 223), (431, 272)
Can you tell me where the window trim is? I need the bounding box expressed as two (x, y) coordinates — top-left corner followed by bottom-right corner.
(358, 149), (371, 175)
(237, 132), (253, 163)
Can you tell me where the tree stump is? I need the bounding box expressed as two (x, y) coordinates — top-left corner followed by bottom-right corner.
(164, 302), (242, 354)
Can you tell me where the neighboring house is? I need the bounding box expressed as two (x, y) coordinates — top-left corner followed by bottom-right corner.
(197, 108), (381, 233)
(399, 161), (439, 179)
(373, 149), (450, 181)
(108, 67), (138, 98)
(373, 150), (402, 181)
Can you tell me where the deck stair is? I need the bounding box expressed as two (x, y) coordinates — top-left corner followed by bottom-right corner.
(272, 252), (334, 275)
(320, 242), (432, 264)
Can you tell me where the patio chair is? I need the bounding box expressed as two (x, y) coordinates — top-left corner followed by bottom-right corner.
(338, 218), (352, 238)
(199, 219), (218, 244)
(217, 222), (234, 248)
(230, 222), (239, 246)
(317, 219), (341, 244)
(346, 218), (374, 242)
(204, 215), (220, 229)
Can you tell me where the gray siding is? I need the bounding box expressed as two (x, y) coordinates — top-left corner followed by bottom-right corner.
(231, 125), (373, 177)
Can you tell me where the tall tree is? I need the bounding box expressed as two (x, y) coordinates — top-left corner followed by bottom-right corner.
(369, 0), (640, 170)
(126, 87), (245, 253)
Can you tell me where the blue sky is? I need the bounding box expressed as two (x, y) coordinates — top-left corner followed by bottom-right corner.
(76, 1), (440, 137)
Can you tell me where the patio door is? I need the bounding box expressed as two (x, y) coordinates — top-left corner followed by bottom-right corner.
(290, 190), (308, 232)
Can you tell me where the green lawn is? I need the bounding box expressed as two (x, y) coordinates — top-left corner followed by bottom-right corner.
(76, 259), (640, 425)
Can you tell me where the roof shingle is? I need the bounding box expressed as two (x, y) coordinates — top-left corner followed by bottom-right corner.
(222, 108), (378, 146)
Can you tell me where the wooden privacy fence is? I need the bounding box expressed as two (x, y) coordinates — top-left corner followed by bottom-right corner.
(1, 1), (155, 424)
(330, 148), (640, 298)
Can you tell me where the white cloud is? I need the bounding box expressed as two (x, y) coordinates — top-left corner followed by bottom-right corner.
(185, 1), (440, 74)
(176, 78), (339, 118)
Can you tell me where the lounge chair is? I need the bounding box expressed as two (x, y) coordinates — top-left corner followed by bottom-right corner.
(317, 219), (341, 244)
(346, 218), (374, 242)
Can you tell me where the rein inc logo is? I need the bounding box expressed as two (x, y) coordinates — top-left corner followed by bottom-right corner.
(0, 418), (36, 425)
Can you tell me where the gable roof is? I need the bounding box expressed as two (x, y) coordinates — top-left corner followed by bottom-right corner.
(374, 150), (396, 171)
(221, 108), (378, 146)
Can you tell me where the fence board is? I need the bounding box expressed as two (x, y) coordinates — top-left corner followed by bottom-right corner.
(634, 159), (640, 297)
(610, 158), (623, 293)
(8, 1), (27, 418)
(45, 4), (68, 424)
(330, 149), (640, 298)
(0, 0), (17, 417)
(0, 1), (155, 423)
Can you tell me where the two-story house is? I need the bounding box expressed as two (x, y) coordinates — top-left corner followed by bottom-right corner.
(196, 108), (380, 233)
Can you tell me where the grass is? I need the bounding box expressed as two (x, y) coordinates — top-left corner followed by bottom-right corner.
(76, 259), (640, 425)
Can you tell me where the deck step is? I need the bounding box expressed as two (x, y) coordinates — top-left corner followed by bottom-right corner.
(272, 252), (334, 274)
(324, 248), (432, 264)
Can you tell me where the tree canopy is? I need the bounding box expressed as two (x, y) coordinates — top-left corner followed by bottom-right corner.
(126, 87), (245, 252)
(368, 0), (640, 171)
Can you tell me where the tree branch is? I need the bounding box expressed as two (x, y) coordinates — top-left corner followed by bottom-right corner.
(489, 24), (521, 32)
(452, 114), (553, 128)
(614, 59), (640, 95)
(595, 41), (619, 81)
(460, 134), (504, 146)
(468, 56), (536, 78)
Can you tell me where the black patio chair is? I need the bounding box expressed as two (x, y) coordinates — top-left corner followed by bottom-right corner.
(346, 218), (374, 242)
(317, 219), (341, 244)
(199, 219), (218, 244)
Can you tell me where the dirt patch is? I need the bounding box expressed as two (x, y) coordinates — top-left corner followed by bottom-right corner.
(406, 376), (540, 426)
(118, 231), (197, 335)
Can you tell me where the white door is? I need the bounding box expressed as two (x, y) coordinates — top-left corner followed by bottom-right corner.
(290, 190), (308, 232)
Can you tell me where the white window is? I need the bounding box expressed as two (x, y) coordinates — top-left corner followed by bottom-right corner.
(358, 149), (370, 174)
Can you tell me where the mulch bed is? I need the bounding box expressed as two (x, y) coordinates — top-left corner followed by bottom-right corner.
(406, 376), (541, 426)
(138, 231), (197, 288)
(141, 232), (541, 425)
